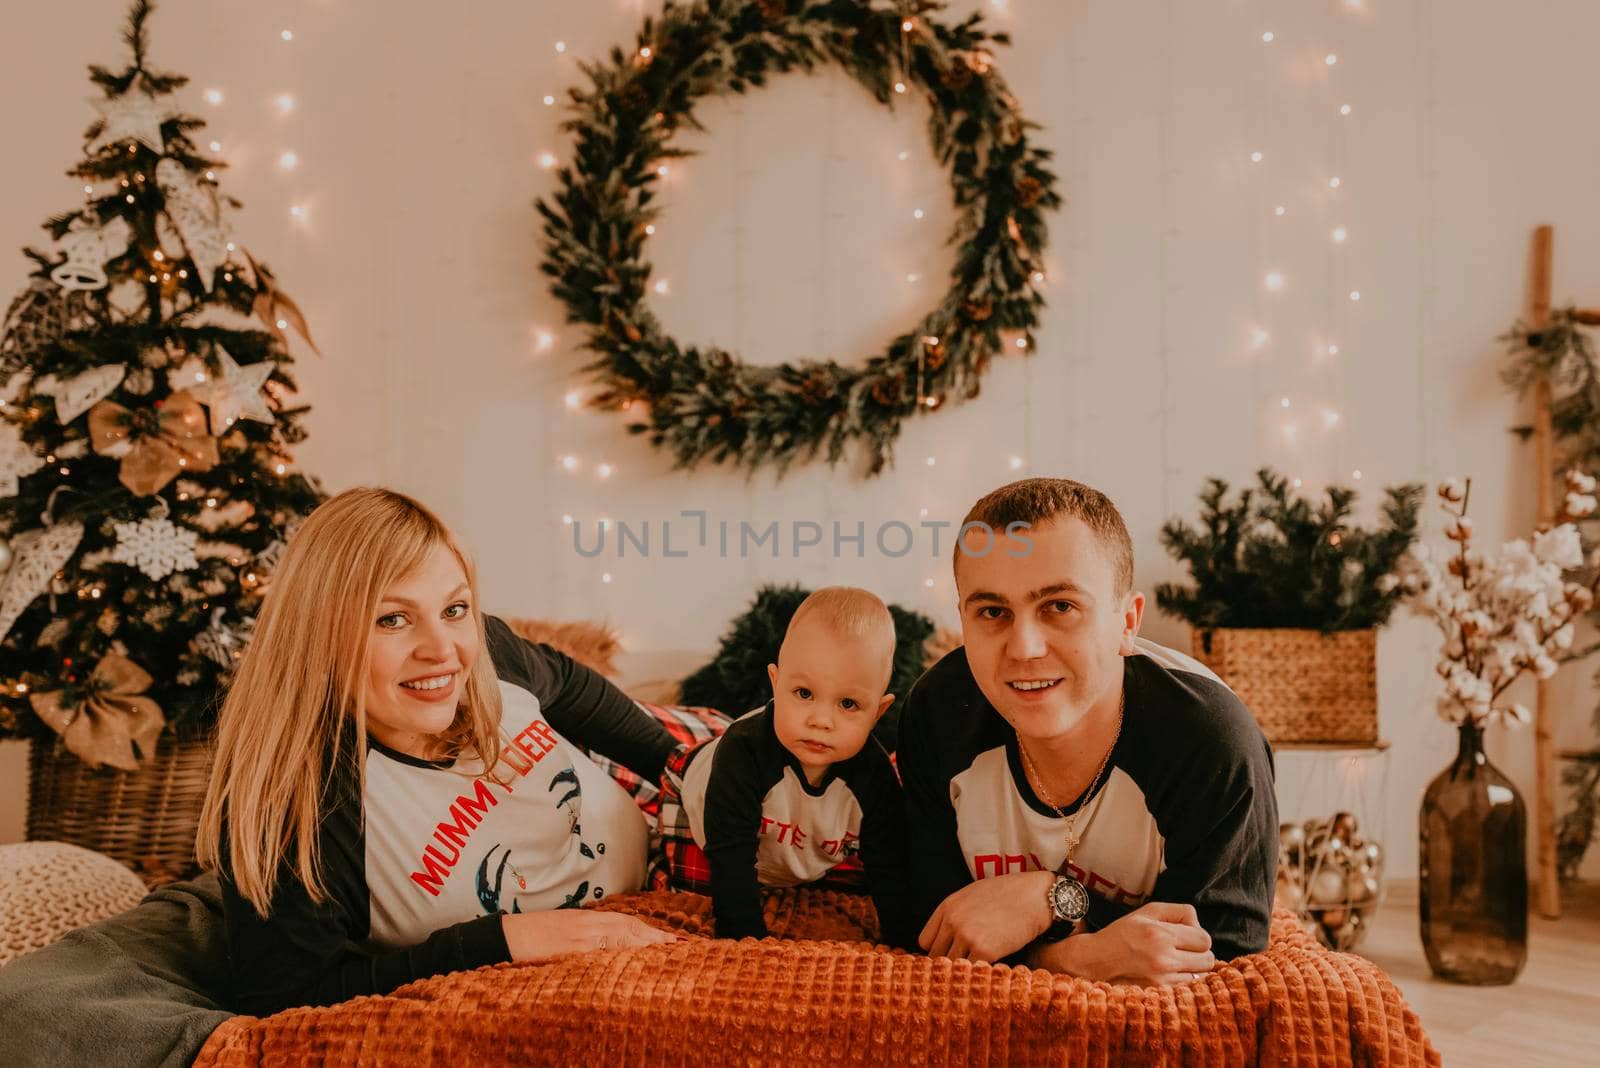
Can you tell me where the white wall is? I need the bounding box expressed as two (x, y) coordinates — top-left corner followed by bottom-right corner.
(3, 0), (1600, 883)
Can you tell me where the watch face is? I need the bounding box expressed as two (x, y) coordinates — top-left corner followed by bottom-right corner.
(1052, 876), (1091, 923)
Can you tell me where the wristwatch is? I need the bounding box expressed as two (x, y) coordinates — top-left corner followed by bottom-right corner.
(1047, 874), (1091, 925)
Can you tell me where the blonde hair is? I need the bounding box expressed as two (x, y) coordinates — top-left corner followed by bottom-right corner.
(785, 586), (897, 688)
(196, 487), (504, 917)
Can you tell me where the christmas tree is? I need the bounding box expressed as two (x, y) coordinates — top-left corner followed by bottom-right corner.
(0, 0), (323, 770)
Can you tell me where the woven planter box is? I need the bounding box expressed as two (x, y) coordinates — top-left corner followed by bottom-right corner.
(26, 731), (215, 885)
(1191, 627), (1378, 745)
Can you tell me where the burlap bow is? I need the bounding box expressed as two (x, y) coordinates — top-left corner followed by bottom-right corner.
(29, 653), (166, 771)
(87, 389), (219, 496)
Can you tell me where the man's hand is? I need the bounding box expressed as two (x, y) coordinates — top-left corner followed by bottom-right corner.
(919, 870), (1054, 962)
(1038, 901), (1215, 985)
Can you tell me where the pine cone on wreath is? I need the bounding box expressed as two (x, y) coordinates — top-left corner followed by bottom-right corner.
(799, 371), (835, 407)
(963, 297), (993, 322)
(940, 56), (974, 91)
(870, 373), (906, 406)
(1016, 176), (1044, 209)
(923, 338), (948, 371)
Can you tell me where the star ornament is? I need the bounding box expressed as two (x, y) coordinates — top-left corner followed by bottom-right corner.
(86, 90), (173, 155)
(188, 346), (276, 434)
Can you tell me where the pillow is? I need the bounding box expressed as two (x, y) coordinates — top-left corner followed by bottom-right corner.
(501, 617), (623, 677)
(591, 702), (733, 818)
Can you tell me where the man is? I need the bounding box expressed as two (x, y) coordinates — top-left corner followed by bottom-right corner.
(897, 478), (1276, 984)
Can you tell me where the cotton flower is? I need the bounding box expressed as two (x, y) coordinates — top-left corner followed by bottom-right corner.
(1533, 524), (1583, 569)
(1438, 478), (1466, 503)
(1446, 516), (1473, 542)
(1564, 492), (1597, 519)
(1566, 470), (1596, 495)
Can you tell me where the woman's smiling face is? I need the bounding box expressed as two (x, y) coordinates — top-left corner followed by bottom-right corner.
(362, 543), (480, 758)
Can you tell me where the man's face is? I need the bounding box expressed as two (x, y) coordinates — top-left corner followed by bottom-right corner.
(954, 516), (1144, 742)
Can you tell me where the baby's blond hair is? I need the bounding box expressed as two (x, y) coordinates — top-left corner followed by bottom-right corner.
(785, 586), (897, 689)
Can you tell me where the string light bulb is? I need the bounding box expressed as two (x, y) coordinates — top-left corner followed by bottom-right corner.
(913, 208), (925, 219)
(1250, 151), (1263, 163)
(565, 389), (583, 409)
(544, 95), (556, 106)
(275, 93), (295, 115)
(204, 88), (223, 105)
(1331, 226), (1347, 243)
(1274, 205), (1286, 217)
(281, 29), (294, 42)
(535, 330), (556, 352)
(1261, 31), (1275, 43)
(602, 572), (613, 584)
(1009, 456), (1024, 470)
(596, 463), (614, 479)
(1328, 176), (1342, 189)
(1264, 271), (1285, 292)
(1327, 343), (1340, 356)
(639, 46), (652, 59)
(555, 41), (567, 53)
(560, 455), (579, 472)
(539, 152), (558, 169)
(1340, 103), (1352, 116)
(279, 151), (298, 171)
(894, 81), (907, 94)
(1349, 290), (1361, 302)
(654, 279), (670, 295)
(1325, 53), (1338, 66)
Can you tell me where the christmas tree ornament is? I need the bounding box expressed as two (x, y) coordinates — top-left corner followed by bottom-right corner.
(29, 652), (165, 770)
(192, 606), (253, 671)
(0, 537), (11, 573)
(51, 363), (127, 424)
(1, 282), (70, 373)
(186, 345), (275, 434)
(86, 89), (171, 155)
(86, 390), (219, 496)
(248, 256), (319, 354)
(110, 515), (199, 580)
(0, 421), (46, 497)
(50, 217), (132, 291)
(0, 519), (84, 644)
(122, 366), (154, 395)
(155, 158), (231, 292)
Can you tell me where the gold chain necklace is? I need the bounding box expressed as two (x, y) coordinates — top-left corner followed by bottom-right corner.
(1017, 689), (1124, 863)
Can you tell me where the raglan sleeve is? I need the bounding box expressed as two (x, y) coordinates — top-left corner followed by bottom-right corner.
(1136, 684), (1279, 960)
(850, 743), (919, 950)
(698, 724), (773, 940)
(895, 673), (974, 936)
(217, 797), (509, 1016)
(483, 614), (676, 780)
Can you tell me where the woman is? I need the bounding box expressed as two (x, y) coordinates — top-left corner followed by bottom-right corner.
(196, 487), (678, 1016)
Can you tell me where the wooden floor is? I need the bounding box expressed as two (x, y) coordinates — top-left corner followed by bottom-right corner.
(1357, 879), (1600, 1067)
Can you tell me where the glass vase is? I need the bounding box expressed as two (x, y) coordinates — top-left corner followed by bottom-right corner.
(1418, 720), (1528, 984)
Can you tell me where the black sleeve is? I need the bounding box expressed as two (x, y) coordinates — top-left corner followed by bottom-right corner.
(895, 674), (974, 935)
(1136, 682), (1279, 961)
(217, 798), (510, 1016)
(847, 742), (918, 951)
(484, 614), (676, 780)
(699, 725), (776, 940)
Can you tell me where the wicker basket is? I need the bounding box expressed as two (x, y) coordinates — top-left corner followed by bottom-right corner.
(25, 731), (216, 885)
(1191, 627), (1378, 745)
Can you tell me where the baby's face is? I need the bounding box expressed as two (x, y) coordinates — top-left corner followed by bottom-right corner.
(767, 619), (895, 784)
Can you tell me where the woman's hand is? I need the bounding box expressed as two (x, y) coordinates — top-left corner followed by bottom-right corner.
(502, 910), (679, 962)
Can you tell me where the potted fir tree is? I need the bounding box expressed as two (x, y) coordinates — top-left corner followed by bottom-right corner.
(0, 2), (323, 881)
(1156, 470), (1421, 745)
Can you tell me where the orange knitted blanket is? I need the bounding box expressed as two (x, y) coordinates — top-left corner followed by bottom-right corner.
(196, 892), (1439, 1066)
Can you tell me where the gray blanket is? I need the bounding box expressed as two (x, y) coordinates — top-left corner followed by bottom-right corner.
(0, 874), (235, 1068)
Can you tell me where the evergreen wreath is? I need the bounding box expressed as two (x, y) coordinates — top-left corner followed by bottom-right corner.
(537, 0), (1060, 476)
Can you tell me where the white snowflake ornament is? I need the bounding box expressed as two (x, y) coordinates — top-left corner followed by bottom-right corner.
(110, 517), (199, 581)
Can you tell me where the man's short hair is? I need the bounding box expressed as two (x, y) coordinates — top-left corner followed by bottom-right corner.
(956, 478), (1135, 596)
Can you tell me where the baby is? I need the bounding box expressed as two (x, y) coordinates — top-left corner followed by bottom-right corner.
(657, 587), (914, 948)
